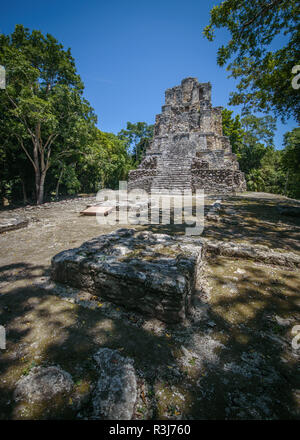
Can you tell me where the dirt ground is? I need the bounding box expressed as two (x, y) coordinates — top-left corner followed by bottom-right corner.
(0, 192), (299, 419)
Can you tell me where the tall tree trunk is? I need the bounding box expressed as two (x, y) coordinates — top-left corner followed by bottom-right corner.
(55, 166), (64, 198)
(33, 139), (41, 203)
(37, 172), (46, 205)
(17, 124), (55, 205)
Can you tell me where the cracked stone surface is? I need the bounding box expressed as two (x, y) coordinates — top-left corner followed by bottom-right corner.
(14, 366), (74, 403)
(0, 216), (28, 233)
(92, 348), (137, 420)
(51, 228), (204, 323)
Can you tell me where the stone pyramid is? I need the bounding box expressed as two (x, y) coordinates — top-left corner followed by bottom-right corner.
(128, 77), (246, 194)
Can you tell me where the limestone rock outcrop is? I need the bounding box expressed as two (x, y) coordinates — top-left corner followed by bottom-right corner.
(128, 77), (246, 194)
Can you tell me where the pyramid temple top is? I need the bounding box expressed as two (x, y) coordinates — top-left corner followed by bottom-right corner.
(164, 77), (212, 108)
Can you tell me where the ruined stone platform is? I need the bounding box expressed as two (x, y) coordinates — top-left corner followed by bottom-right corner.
(0, 215), (28, 233)
(51, 228), (204, 323)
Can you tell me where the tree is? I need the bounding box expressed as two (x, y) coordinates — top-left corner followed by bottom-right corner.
(0, 25), (96, 204)
(221, 108), (244, 156)
(222, 109), (280, 191)
(76, 130), (132, 192)
(246, 169), (267, 192)
(0, 139), (33, 203)
(117, 122), (153, 165)
(238, 114), (276, 174)
(281, 127), (300, 198)
(204, 0), (299, 122)
(222, 109), (276, 173)
(247, 149), (285, 193)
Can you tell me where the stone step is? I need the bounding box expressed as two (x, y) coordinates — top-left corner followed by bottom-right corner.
(155, 177), (191, 180)
(153, 178), (191, 181)
(156, 169), (191, 172)
(154, 173), (191, 177)
(153, 185), (194, 188)
(153, 182), (191, 185)
(152, 178), (191, 182)
(152, 182), (191, 188)
(154, 173), (191, 176)
(154, 175), (191, 178)
(153, 181), (191, 185)
(158, 162), (191, 164)
(158, 169), (191, 172)
(159, 163), (192, 166)
(152, 182), (191, 186)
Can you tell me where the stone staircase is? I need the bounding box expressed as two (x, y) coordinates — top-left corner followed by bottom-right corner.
(151, 157), (192, 193)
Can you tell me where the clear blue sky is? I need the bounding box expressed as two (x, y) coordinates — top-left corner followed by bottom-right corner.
(1, 0), (296, 148)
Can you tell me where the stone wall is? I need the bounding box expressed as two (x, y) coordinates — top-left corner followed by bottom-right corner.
(192, 169), (246, 194)
(127, 169), (156, 192)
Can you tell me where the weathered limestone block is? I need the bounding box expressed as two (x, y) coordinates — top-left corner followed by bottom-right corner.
(191, 158), (210, 170)
(51, 228), (204, 323)
(139, 155), (157, 169)
(202, 238), (300, 269)
(0, 216), (28, 233)
(14, 366), (74, 404)
(92, 348), (137, 420)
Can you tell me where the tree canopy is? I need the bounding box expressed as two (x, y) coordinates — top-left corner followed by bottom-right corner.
(118, 122), (154, 165)
(0, 24), (96, 204)
(222, 109), (299, 197)
(204, 0), (300, 122)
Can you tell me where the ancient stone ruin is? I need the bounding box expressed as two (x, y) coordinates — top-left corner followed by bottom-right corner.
(51, 228), (204, 323)
(0, 215), (28, 234)
(128, 77), (246, 194)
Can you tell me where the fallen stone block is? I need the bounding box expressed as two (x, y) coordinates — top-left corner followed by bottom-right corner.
(0, 216), (28, 233)
(203, 238), (300, 269)
(92, 348), (137, 420)
(13, 365), (84, 419)
(14, 366), (74, 404)
(80, 206), (114, 216)
(51, 228), (204, 323)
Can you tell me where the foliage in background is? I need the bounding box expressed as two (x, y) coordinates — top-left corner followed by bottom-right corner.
(204, 0), (299, 123)
(281, 128), (300, 198)
(118, 122), (154, 165)
(221, 109), (244, 155)
(222, 109), (299, 197)
(0, 25), (97, 204)
(0, 25), (132, 204)
(75, 130), (132, 193)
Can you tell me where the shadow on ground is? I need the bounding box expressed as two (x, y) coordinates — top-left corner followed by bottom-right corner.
(0, 254), (299, 419)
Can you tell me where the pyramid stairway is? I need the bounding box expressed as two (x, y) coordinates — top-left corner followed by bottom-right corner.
(151, 157), (192, 193)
